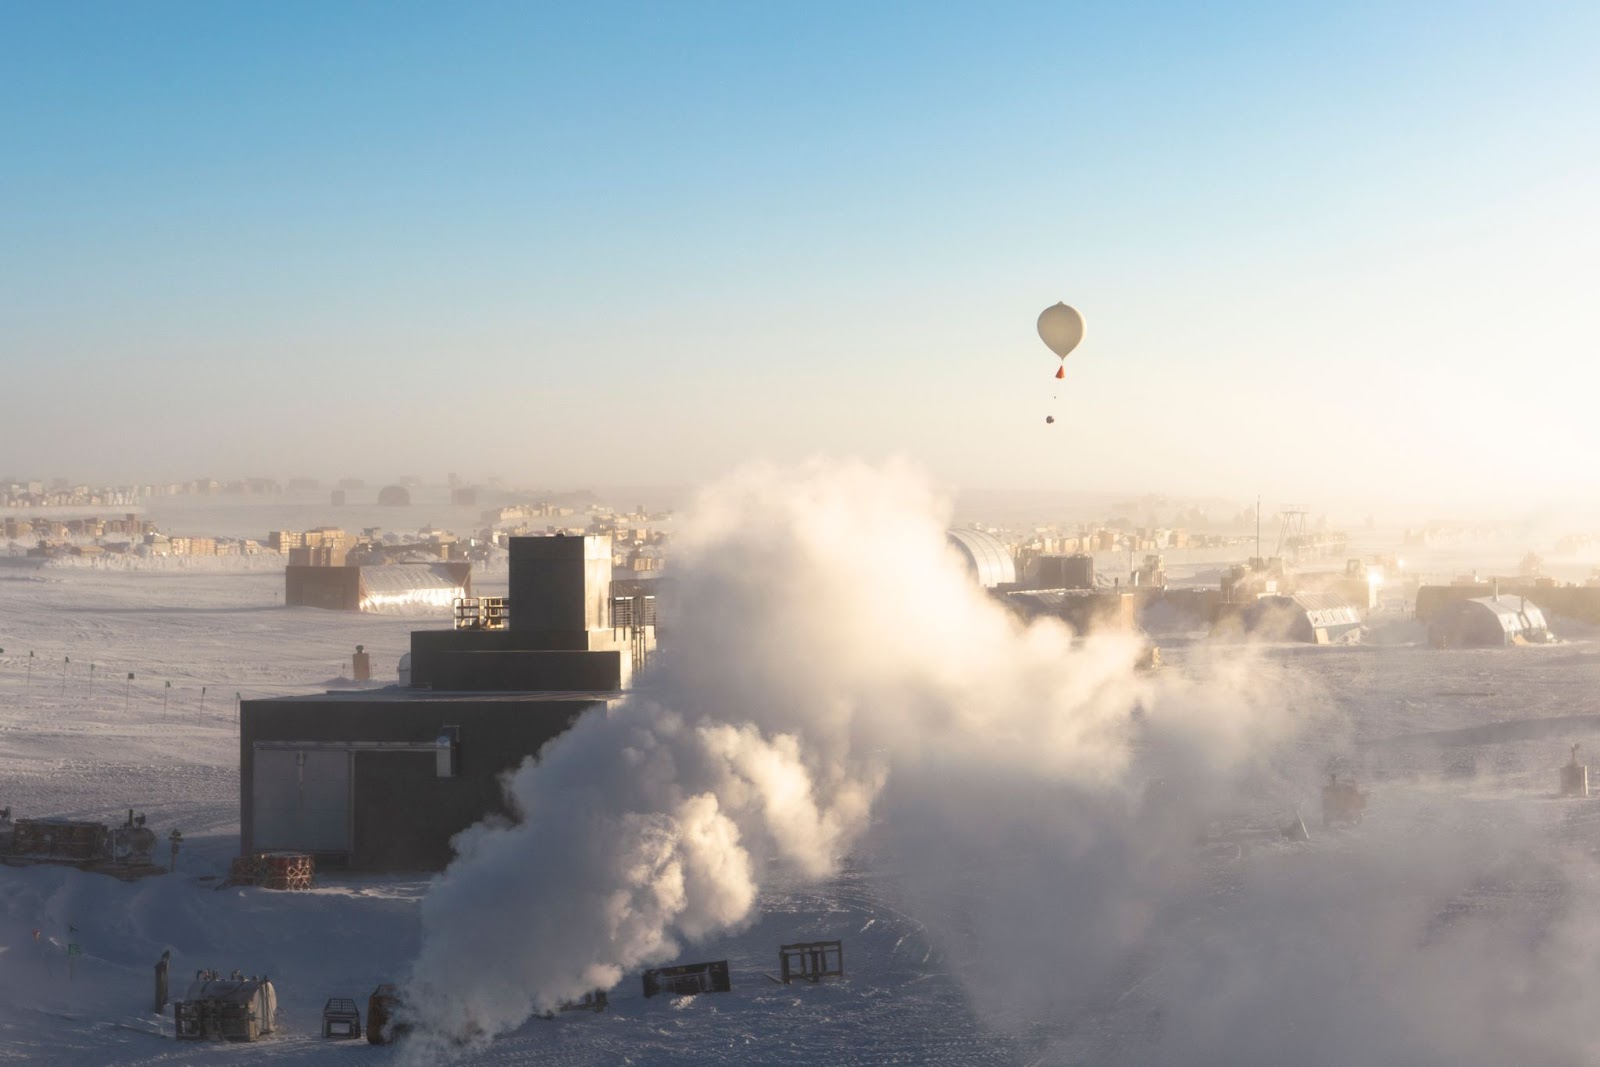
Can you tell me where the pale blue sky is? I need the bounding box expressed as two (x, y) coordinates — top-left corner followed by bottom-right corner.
(2, 2), (1595, 513)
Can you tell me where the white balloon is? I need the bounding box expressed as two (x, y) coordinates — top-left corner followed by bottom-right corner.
(1037, 302), (1085, 360)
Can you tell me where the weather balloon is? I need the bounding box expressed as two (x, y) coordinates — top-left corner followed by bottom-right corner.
(1037, 303), (1085, 361)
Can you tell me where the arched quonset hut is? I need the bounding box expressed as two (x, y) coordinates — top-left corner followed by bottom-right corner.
(376, 485), (411, 506)
(1429, 595), (1551, 648)
(359, 562), (472, 612)
(1238, 591), (1363, 644)
(947, 528), (1016, 589)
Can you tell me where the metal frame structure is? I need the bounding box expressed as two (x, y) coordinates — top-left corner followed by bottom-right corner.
(778, 940), (844, 984)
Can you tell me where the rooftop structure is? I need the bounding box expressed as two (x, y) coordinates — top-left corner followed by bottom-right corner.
(241, 534), (652, 870)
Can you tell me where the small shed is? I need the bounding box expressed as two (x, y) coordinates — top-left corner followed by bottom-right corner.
(1428, 595), (1551, 648)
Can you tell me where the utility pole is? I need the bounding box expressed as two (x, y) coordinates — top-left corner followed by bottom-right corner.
(1255, 494), (1262, 563)
(26, 651), (33, 688)
(163, 680), (170, 717)
(125, 673), (134, 713)
(88, 662), (95, 695)
(61, 656), (69, 696)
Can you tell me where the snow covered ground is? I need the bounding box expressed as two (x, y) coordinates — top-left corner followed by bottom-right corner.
(3, 565), (1600, 1065)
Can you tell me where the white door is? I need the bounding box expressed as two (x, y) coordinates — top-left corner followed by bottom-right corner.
(252, 748), (350, 852)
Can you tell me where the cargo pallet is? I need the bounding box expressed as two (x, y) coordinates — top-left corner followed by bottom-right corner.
(229, 852), (314, 890)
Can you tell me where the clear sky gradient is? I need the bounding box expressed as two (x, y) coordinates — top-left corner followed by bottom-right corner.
(2, 2), (1596, 516)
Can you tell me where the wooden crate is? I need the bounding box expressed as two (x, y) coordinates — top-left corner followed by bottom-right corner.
(263, 852), (314, 890)
(229, 852), (314, 890)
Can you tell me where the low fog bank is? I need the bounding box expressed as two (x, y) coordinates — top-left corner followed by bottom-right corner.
(402, 460), (1600, 1066)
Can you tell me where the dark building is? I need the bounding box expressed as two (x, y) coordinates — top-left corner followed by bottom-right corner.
(1028, 553), (1095, 591)
(1004, 588), (1136, 634)
(241, 535), (651, 870)
(1428, 595), (1551, 648)
(1216, 591), (1363, 644)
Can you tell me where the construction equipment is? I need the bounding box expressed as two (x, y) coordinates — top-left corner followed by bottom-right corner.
(175, 971), (277, 1042)
(4, 811), (162, 879)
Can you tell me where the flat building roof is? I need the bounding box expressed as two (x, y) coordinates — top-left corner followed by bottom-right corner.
(249, 687), (623, 705)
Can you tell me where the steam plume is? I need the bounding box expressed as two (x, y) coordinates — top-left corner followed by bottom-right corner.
(402, 459), (1281, 1054)
(405, 461), (1600, 1065)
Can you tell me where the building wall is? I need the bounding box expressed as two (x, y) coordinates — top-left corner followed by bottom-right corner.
(1426, 598), (1549, 648)
(239, 695), (603, 870)
(508, 535), (612, 633)
(284, 565), (362, 610)
(408, 628), (627, 688)
(429, 650), (625, 692)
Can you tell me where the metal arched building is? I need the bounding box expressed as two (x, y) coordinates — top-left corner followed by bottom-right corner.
(1429, 595), (1551, 648)
(947, 528), (1016, 589)
(1219, 591), (1364, 644)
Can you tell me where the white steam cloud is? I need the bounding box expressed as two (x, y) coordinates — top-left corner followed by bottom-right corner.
(403, 459), (1287, 1054)
(403, 460), (1600, 1064)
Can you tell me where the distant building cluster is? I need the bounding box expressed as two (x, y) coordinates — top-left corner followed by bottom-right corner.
(0, 481), (141, 508)
(140, 533), (267, 558)
(1403, 523), (1502, 547)
(4, 472), (679, 575)
(1017, 525), (1197, 557)
(5, 514), (151, 542)
(271, 526), (484, 567)
(483, 502), (577, 523)
(479, 503), (671, 574)
(6, 513), (268, 560)
(1555, 532), (1600, 555)
(586, 505), (670, 573)
(0, 475), (372, 506)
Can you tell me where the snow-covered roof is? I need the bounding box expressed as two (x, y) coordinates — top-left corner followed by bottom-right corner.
(1289, 591), (1364, 628)
(358, 563), (468, 612)
(1457, 595), (1549, 634)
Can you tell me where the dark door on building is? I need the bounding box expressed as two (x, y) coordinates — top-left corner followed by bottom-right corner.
(351, 751), (454, 870)
(252, 748), (351, 853)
